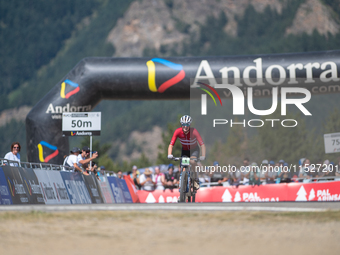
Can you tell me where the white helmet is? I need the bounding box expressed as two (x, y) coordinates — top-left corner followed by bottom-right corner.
(180, 115), (192, 125)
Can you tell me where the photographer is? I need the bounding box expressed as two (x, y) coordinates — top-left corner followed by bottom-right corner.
(78, 146), (99, 170)
(139, 168), (155, 191)
(85, 161), (99, 179)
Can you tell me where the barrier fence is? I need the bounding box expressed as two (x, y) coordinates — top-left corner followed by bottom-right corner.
(2, 159), (340, 205)
(0, 160), (134, 205)
(137, 180), (340, 203)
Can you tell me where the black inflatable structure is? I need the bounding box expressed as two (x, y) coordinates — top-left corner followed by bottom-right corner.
(26, 51), (340, 163)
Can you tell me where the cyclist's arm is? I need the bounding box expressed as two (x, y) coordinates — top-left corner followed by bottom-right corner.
(201, 144), (206, 157)
(168, 144), (174, 156)
(168, 129), (180, 157)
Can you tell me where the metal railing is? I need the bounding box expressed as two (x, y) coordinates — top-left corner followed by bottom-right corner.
(0, 158), (73, 171)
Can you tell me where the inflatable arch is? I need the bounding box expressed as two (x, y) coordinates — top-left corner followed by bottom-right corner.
(26, 50), (340, 163)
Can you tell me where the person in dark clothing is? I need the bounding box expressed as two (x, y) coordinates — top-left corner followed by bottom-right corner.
(164, 164), (179, 189)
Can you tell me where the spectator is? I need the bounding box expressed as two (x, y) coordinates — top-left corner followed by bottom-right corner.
(78, 146), (98, 169)
(129, 165), (141, 189)
(4, 142), (21, 166)
(280, 162), (292, 183)
(229, 165), (241, 187)
(63, 147), (88, 175)
(248, 162), (261, 186)
(139, 168), (155, 191)
(324, 160), (336, 181)
(277, 159), (285, 183)
(240, 158), (250, 185)
(85, 162), (99, 180)
(259, 159), (269, 182)
(98, 166), (105, 176)
(265, 160), (276, 184)
(210, 161), (228, 186)
(315, 159), (324, 179)
(154, 166), (165, 190)
(164, 164), (179, 189)
(117, 170), (123, 179)
(299, 158), (312, 182)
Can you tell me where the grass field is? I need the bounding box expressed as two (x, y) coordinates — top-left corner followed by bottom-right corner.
(0, 210), (339, 255)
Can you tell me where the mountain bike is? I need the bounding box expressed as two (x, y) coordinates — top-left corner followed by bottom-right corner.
(172, 156), (199, 203)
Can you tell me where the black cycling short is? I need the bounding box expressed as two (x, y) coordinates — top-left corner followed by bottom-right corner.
(181, 147), (200, 159)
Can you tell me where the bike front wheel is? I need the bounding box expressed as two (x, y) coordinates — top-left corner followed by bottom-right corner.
(179, 170), (188, 202)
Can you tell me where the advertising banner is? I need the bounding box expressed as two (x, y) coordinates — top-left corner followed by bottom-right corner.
(137, 189), (180, 203)
(137, 181), (340, 203)
(107, 176), (125, 203)
(123, 175), (140, 203)
(117, 178), (133, 203)
(18, 167), (45, 204)
(98, 175), (115, 204)
(34, 169), (59, 204)
(46, 170), (71, 204)
(1, 166), (30, 204)
(60, 171), (91, 204)
(0, 167), (12, 205)
(83, 174), (104, 204)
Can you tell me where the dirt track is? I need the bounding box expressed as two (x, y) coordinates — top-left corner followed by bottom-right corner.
(0, 210), (339, 255)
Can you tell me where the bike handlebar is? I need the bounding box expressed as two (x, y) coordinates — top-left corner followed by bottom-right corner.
(171, 157), (198, 162)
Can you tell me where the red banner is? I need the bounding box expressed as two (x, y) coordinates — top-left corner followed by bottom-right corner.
(123, 175), (140, 203)
(137, 181), (340, 203)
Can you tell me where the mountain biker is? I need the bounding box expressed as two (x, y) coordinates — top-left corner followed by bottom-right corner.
(167, 115), (206, 189)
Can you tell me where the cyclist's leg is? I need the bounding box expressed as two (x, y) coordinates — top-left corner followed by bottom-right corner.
(190, 148), (200, 190)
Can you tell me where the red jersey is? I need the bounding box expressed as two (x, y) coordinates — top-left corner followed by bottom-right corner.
(170, 127), (204, 151)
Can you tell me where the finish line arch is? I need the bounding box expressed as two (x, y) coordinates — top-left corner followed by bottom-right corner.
(26, 50), (340, 163)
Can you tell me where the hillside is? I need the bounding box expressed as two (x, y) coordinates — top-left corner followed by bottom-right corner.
(1, 0), (340, 167)
(108, 0), (339, 57)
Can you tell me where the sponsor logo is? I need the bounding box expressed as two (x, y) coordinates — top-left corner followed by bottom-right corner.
(23, 178), (32, 196)
(60, 79), (80, 99)
(46, 103), (92, 114)
(7, 178), (15, 197)
(197, 82), (223, 109)
(146, 58), (185, 93)
(37, 141), (59, 163)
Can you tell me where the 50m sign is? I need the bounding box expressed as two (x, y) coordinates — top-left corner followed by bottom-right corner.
(62, 112), (101, 136)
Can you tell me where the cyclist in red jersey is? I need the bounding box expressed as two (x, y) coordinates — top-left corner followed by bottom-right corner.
(167, 115), (206, 164)
(167, 115), (205, 191)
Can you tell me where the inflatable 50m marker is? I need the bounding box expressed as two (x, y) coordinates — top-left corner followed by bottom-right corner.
(26, 51), (340, 163)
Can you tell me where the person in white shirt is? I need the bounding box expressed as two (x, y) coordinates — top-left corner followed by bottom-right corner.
(63, 147), (88, 175)
(154, 166), (165, 190)
(77, 146), (98, 169)
(4, 142), (21, 166)
(139, 168), (155, 191)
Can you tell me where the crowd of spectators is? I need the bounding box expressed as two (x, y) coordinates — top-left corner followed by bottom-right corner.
(63, 146), (102, 179)
(119, 164), (180, 191)
(106, 156), (340, 191)
(199, 157), (340, 187)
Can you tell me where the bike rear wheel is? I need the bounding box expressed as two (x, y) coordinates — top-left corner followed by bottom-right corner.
(192, 194), (196, 202)
(179, 170), (188, 202)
